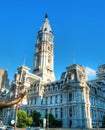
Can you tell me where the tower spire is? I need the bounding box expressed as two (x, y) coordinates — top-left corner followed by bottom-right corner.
(39, 13), (52, 35)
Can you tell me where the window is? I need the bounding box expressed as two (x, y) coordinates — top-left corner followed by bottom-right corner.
(28, 100), (29, 105)
(69, 107), (72, 117)
(38, 45), (41, 50)
(46, 109), (47, 115)
(48, 55), (51, 64)
(60, 94), (62, 103)
(50, 96), (52, 104)
(46, 97), (48, 104)
(34, 98), (36, 104)
(36, 56), (40, 67)
(41, 98), (43, 104)
(38, 36), (42, 43)
(55, 108), (58, 118)
(55, 95), (57, 104)
(31, 98), (33, 105)
(44, 28), (47, 31)
(69, 92), (72, 101)
(69, 120), (72, 127)
(61, 108), (63, 118)
(50, 108), (52, 114)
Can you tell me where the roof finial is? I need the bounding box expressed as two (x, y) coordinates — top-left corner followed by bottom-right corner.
(72, 55), (76, 64)
(45, 13), (48, 18)
(23, 56), (26, 66)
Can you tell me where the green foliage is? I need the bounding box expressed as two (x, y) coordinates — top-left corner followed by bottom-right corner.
(18, 110), (27, 123)
(45, 113), (62, 128)
(26, 116), (33, 126)
(17, 122), (26, 128)
(31, 110), (41, 126)
(17, 110), (33, 128)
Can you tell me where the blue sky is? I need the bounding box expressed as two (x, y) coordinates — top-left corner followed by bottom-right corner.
(0, 0), (105, 82)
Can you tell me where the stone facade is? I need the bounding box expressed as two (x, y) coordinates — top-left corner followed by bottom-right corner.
(4, 15), (105, 128)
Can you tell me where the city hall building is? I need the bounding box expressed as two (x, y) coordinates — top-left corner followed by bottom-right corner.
(4, 14), (105, 128)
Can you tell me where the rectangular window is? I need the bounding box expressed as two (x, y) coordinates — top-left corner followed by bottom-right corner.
(55, 95), (57, 104)
(69, 93), (72, 101)
(60, 94), (62, 103)
(50, 96), (52, 104)
(69, 107), (72, 117)
(61, 108), (63, 118)
(34, 98), (36, 104)
(55, 108), (58, 118)
(46, 97), (48, 104)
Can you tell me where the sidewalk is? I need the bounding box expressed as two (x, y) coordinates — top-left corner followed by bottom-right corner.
(16, 128), (26, 130)
(16, 128), (105, 130)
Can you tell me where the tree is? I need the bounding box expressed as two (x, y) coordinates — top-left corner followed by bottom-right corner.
(45, 113), (62, 128)
(31, 110), (41, 126)
(46, 113), (55, 127)
(17, 110), (33, 128)
(26, 116), (33, 126)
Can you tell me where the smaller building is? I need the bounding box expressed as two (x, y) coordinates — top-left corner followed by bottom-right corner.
(0, 69), (9, 89)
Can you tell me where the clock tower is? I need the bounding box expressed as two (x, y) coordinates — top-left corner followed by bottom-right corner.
(33, 14), (55, 82)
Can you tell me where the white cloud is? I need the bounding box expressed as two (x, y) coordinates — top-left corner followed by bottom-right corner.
(85, 66), (96, 80)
